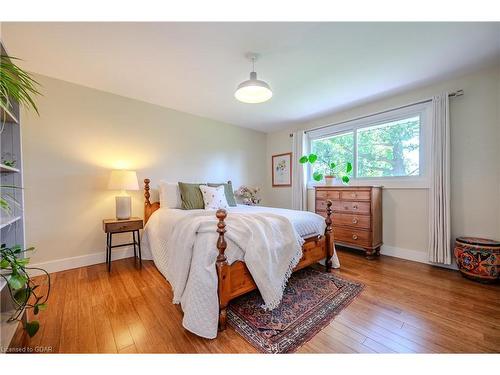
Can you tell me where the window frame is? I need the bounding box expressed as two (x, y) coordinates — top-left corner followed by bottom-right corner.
(306, 102), (432, 189)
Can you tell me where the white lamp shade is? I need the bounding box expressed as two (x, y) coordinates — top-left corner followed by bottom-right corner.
(235, 71), (273, 104)
(108, 170), (139, 191)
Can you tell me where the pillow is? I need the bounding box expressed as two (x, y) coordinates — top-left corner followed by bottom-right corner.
(199, 185), (229, 210)
(159, 181), (182, 209)
(208, 181), (237, 207)
(178, 182), (205, 210)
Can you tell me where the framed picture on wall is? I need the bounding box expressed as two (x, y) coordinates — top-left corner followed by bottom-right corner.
(272, 152), (292, 187)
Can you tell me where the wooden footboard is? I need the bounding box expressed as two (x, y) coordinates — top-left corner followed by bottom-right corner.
(215, 201), (334, 331)
(142, 179), (335, 333)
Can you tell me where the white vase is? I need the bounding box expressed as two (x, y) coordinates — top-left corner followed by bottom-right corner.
(325, 176), (334, 186)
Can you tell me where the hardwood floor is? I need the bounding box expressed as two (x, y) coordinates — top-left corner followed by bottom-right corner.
(9, 248), (500, 353)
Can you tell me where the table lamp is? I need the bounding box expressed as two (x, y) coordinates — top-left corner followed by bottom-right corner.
(108, 170), (139, 220)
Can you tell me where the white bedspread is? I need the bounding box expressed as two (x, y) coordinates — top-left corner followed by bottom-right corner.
(142, 205), (340, 338)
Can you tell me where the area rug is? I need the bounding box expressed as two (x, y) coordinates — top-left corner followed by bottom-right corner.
(227, 267), (363, 353)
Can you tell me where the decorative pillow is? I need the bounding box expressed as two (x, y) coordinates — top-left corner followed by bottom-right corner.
(199, 185), (229, 210)
(159, 180), (182, 208)
(178, 182), (205, 210)
(208, 181), (237, 207)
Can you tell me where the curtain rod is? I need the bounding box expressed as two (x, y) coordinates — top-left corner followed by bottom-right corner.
(289, 90), (463, 137)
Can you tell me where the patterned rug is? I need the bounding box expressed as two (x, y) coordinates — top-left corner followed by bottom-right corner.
(227, 267), (363, 353)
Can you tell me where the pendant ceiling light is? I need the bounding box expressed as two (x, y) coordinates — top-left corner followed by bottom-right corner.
(234, 53), (273, 104)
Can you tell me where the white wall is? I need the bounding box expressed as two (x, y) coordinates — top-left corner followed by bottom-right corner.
(265, 66), (500, 263)
(21, 74), (267, 267)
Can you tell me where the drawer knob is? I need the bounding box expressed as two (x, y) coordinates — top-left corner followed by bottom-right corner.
(351, 193), (357, 197)
(352, 218), (358, 224)
(352, 234), (358, 240)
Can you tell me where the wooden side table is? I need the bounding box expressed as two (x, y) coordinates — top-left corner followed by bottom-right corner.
(102, 217), (144, 272)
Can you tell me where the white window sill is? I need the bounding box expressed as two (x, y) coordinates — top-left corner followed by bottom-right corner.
(307, 178), (430, 190)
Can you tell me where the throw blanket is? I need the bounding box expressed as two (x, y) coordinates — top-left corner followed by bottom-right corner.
(162, 211), (304, 339)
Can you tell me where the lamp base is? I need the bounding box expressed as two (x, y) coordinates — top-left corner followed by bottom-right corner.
(115, 196), (131, 220)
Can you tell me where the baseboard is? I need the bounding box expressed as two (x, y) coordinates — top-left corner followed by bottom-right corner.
(380, 245), (458, 270)
(29, 246), (135, 276)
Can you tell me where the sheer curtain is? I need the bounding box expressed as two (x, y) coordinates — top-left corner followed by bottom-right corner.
(428, 93), (452, 264)
(291, 131), (307, 210)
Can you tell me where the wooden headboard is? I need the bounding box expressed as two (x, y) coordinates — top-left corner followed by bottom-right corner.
(144, 178), (160, 224)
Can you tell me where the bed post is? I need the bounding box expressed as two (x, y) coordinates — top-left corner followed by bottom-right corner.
(144, 178), (160, 224)
(144, 178), (152, 223)
(216, 209), (230, 331)
(325, 200), (334, 272)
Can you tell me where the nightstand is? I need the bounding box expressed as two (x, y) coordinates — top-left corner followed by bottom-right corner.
(102, 217), (144, 271)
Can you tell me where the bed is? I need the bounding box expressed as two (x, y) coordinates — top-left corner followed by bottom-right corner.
(142, 179), (339, 338)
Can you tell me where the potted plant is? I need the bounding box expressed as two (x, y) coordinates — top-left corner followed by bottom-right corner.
(299, 153), (352, 185)
(0, 244), (50, 337)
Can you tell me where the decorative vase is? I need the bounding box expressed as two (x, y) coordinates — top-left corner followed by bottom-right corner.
(454, 236), (500, 283)
(325, 175), (334, 186)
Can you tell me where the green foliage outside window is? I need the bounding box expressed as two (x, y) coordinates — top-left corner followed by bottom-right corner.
(357, 117), (420, 177)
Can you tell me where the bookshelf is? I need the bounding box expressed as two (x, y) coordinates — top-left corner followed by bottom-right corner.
(0, 41), (26, 350)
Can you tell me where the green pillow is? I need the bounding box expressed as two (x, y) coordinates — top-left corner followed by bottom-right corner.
(208, 181), (237, 207)
(178, 182), (205, 210)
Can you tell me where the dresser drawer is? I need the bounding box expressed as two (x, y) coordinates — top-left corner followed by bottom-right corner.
(316, 189), (340, 200)
(316, 199), (336, 211)
(104, 220), (143, 233)
(340, 190), (371, 201)
(333, 213), (371, 229)
(333, 227), (372, 247)
(332, 200), (370, 215)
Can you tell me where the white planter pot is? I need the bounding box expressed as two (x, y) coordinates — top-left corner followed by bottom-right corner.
(325, 176), (335, 186)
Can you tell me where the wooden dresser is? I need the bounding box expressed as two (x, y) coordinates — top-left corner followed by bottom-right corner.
(314, 186), (382, 259)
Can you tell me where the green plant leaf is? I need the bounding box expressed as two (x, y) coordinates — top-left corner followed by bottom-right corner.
(15, 258), (30, 267)
(312, 171), (323, 181)
(299, 156), (309, 164)
(0, 259), (9, 268)
(8, 274), (27, 290)
(329, 162), (336, 169)
(308, 154), (318, 163)
(25, 320), (40, 337)
(346, 162), (353, 173)
(341, 175), (350, 184)
(36, 303), (47, 311)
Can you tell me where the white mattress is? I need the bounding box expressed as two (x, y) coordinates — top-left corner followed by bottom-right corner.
(141, 205), (328, 261)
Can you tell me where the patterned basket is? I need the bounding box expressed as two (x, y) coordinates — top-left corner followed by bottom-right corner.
(454, 237), (500, 283)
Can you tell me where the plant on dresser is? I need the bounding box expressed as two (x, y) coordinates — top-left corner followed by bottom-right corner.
(299, 153), (352, 185)
(315, 186), (382, 259)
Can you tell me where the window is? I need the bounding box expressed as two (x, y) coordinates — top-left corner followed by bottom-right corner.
(311, 132), (354, 178)
(306, 103), (431, 187)
(357, 116), (420, 178)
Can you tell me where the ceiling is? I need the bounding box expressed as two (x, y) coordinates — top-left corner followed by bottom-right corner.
(2, 22), (499, 132)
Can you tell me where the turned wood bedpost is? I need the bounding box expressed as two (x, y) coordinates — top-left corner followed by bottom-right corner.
(216, 209), (230, 331)
(324, 200), (334, 272)
(144, 178), (160, 224)
(144, 178), (152, 223)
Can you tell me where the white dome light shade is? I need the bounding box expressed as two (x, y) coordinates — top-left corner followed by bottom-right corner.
(235, 71), (273, 104)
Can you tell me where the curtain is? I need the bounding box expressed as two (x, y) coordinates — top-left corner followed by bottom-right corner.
(428, 93), (452, 264)
(291, 131), (307, 210)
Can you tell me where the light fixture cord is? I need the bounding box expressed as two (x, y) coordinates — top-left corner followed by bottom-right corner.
(252, 57), (255, 72)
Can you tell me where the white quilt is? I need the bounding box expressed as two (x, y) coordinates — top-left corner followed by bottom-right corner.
(142, 205), (340, 339)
